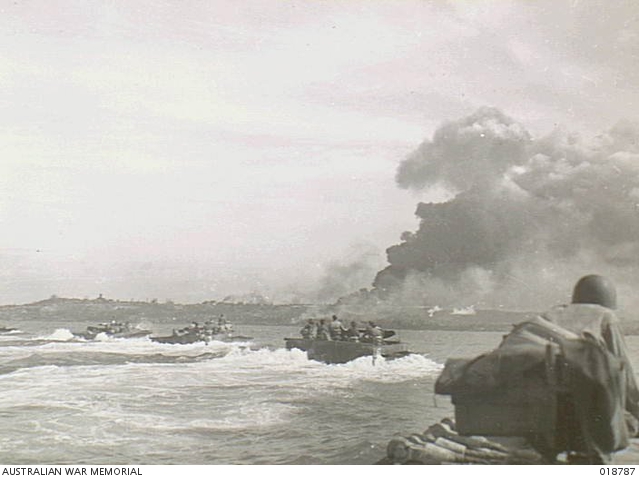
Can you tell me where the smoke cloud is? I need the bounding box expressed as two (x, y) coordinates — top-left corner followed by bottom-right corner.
(313, 243), (386, 304)
(373, 107), (639, 311)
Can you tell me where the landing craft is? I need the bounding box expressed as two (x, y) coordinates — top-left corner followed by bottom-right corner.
(74, 321), (152, 340)
(151, 319), (252, 344)
(285, 337), (410, 364)
(285, 327), (410, 364)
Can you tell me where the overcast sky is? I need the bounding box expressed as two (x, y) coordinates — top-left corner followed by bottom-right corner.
(1, 0), (638, 304)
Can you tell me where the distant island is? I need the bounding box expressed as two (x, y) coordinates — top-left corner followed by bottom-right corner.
(1, 295), (638, 334)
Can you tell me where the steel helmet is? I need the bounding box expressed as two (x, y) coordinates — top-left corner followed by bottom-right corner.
(571, 274), (617, 309)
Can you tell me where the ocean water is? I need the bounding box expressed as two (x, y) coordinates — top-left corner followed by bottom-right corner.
(1, 317), (638, 465)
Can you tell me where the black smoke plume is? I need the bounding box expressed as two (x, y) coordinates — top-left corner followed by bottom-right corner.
(372, 107), (639, 310)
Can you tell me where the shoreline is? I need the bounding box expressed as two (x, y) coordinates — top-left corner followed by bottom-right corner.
(0, 297), (638, 335)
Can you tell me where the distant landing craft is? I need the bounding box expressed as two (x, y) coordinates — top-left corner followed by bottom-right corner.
(151, 320), (252, 345)
(74, 321), (152, 340)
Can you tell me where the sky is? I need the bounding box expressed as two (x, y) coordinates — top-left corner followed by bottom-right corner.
(1, 0), (638, 305)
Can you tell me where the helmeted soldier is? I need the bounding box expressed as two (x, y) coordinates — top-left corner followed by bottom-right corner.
(541, 275), (639, 463)
(300, 319), (316, 339)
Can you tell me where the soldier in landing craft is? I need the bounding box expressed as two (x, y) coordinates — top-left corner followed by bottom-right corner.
(218, 314), (232, 333)
(300, 319), (316, 339)
(363, 321), (384, 344)
(329, 314), (346, 340)
(346, 321), (361, 341)
(316, 318), (331, 340)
